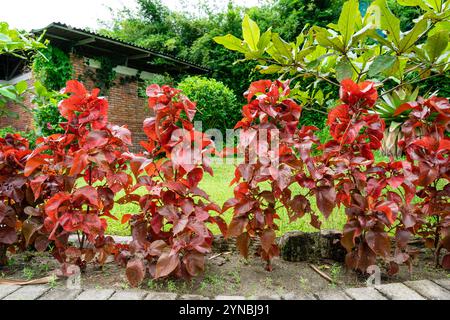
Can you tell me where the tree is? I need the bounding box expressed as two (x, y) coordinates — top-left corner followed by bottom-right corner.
(0, 22), (45, 118)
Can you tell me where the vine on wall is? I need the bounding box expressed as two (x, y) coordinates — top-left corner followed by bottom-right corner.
(32, 45), (73, 91)
(84, 56), (117, 95)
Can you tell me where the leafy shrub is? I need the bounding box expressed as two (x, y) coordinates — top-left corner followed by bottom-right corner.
(225, 77), (450, 274)
(119, 84), (226, 286)
(32, 45), (73, 91)
(222, 80), (320, 270)
(396, 96), (450, 270)
(0, 126), (37, 148)
(0, 134), (35, 266)
(300, 110), (327, 129)
(177, 76), (239, 134)
(32, 82), (66, 136)
(24, 80), (132, 272)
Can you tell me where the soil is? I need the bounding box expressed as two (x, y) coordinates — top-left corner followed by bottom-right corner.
(0, 243), (448, 298)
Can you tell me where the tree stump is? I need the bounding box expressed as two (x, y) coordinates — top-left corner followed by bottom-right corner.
(278, 230), (346, 262)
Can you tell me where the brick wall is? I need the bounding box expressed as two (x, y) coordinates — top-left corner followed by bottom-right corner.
(1, 55), (152, 152)
(0, 76), (35, 131)
(71, 54), (151, 152)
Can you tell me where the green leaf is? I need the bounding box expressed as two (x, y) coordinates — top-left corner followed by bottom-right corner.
(258, 65), (282, 74)
(315, 28), (345, 52)
(367, 0), (401, 49)
(397, 0), (428, 10)
(368, 55), (397, 77)
(398, 19), (428, 53)
(423, 0), (444, 11)
(213, 34), (247, 53)
(242, 15), (260, 51)
(0, 86), (17, 100)
(337, 0), (360, 49)
(267, 33), (293, 64)
(15, 80), (27, 95)
(258, 29), (272, 51)
(424, 30), (449, 61)
(34, 81), (48, 96)
(0, 33), (11, 42)
(335, 60), (354, 81)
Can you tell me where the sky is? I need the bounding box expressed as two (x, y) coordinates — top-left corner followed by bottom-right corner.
(0, 0), (261, 32)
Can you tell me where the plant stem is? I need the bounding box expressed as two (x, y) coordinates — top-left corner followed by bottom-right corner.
(0, 244), (7, 266)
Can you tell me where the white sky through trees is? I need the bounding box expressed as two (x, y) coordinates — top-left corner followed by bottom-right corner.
(1, 0), (262, 32)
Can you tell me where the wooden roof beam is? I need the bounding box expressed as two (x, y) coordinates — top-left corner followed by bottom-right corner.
(74, 37), (96, 46)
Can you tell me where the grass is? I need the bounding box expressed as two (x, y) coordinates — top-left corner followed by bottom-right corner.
(103, 151), (394, 236)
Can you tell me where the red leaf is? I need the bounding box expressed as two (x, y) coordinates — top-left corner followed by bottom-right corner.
(0, 226), (17, 245)
(121, 214), (132, 224)
(234, 200), (256, 216)
(236, 232), (250, 259)
(126, 259), (146, 287)
(222, 198), (239, 213)
(244, 80), (272, 102)
(29, 176), (47, 200)
(315, 186), (336, 219)
(394, 102), (414, 116)
(341, 220), (361, 252)
(69, 149), (89, 176)
(173, 217), (189, 235)
(260, 229), (276, 253)
(442, 254), (450, 270)
(73, 186), (99, 207)
(22, 219), (42, 246)
(183, 252), (205, 277)
(65, 247), (82, 259)
(24, 156), (46, 177)
(365, 231), (390, 258)
(83, 130), (109, 150)
(64, 80), (87, 96)
(34, 235), (50, 252)
(227, 217), (248, 238)
(155, 251), (180, 278)
(45, 193), (71, 218)
(187, 168), (203, 188)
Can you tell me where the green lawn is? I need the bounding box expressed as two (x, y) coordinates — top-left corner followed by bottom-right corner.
(105, 160), (346, 236)
(105, 151), (394, 236)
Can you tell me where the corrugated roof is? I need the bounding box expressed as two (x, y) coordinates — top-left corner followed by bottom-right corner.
(31, 22), (210, 75)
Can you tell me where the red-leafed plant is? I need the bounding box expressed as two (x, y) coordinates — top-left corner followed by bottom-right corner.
(119, 84), (225, 286)
(0, 134), (34, 266)
(395, 96), (450, 270)
(318, 79), (421, 274)
(222, 80), (320, 271)
(24, 80), (132, 271)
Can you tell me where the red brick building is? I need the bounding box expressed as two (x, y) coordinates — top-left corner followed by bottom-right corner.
(0, 23), (209, 151)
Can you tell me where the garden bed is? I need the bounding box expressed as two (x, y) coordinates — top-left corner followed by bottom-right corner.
(1, 238), (447, 298)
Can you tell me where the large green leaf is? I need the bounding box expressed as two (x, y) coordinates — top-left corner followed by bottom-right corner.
(267, 33), (293, 64)
(242, 15), (260, 51)
(367, 0), (401, 49)
(213, 34), (247, 53)
(398, 19), (428, 53)
(337, 0), (361, 49)
(0, 86), (17, 100)
(0, 33), (12, 42)
(424, 30), (449, 61)
(336, 60), (354, 81)
(258, 29), (272, 51)
(15, 80), (28, 95)
(397, 0), (430, 10)
(315, 28), (345, 52)
(368, 55), (397, 77)
(423, 0), (445, 11)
